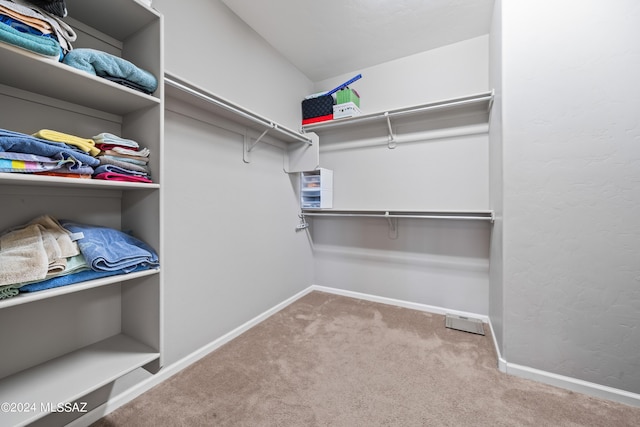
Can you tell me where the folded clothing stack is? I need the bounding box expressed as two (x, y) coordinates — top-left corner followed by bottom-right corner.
(30, 129), (99, 177)
(0, 0), (76, 60)
(0, 128), (99, 178)
(63, 48), (158, 95)
(0, 215), (159, 299)
(0, 128), (154, 183)
(93, 132), (153, 183)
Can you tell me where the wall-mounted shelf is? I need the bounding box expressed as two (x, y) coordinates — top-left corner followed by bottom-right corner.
(302, 209), (494, 221)
(164, 73), (318, 170)
(0, 269), (159, 309)
(301, 90), (494, 148)
(0, 43), (161, 115)
(302, 209), (494, 238)
(0, 172), (160, 190)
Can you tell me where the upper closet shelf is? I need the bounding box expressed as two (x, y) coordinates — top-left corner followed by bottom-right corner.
(164, 73), (313, 152)
(301, 90), (494, 147)
(66, 0), (160, 40)
(0, 172), (159, 190)
(0, 44), (160, 115)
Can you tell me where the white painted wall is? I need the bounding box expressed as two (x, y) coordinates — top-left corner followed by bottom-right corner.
(501, 0), (640, 394)
(311, 37), (492, 315)
(151, 0), (315, 365)
(314, 36), (489, 116)
(153, 0), (313, 129)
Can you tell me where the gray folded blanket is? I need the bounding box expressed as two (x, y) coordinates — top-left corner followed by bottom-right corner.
(63, 48), (158, 94)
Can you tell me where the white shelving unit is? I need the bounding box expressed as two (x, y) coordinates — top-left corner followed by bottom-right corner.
(299, 90), (495, 226)
(0, 1), (163, 426)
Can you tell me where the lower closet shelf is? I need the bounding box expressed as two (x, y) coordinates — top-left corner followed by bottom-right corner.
(0, 269), (160, 309)
(0, 334), (159, 427)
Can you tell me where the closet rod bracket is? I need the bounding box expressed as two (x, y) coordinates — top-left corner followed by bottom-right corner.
(243, 124), (275, 163)
(384, 211), (398, 239)
(384, 112), (397, 149)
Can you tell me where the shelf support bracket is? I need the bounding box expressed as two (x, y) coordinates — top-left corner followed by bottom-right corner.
(243, 124), (274, 163)
(384, 112), (397, 149)
(384, 211), (398, 239)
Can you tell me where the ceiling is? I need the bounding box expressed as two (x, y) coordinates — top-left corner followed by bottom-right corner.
(221, 0), (495, 82)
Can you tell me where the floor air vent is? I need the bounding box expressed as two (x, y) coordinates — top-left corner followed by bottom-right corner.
(445, 314), (485, 335)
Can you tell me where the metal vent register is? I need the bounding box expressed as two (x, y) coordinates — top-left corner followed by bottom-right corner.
(445, 314), (485, 335)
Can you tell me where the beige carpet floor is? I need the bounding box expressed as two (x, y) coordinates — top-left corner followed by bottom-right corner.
(93, 291), (640, 426)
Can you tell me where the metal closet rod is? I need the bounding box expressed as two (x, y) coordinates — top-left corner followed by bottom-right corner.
(302, 210), (495, 222)
(165, 76), (312, 145)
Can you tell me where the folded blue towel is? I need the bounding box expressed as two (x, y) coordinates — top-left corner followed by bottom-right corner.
(61, 221), (159, 273)
(94, 164), (149, 177)
(63, 48), (158, 94)
(0, 20), (61, 59)
(0, 128), (100, 167)
(19, 264), (151, 293)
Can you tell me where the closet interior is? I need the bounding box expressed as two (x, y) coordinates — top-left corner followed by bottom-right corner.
(0, 1), (496, 425)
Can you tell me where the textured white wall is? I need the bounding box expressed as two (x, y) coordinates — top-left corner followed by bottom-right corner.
(502, 0), (640, 393)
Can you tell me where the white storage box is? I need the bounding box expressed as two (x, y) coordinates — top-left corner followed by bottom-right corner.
(333, 102), (361, 119)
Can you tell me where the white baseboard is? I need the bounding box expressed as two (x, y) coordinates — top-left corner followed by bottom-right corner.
(73, 285), (639, 426)
(487, 318), (640, 408)
(310, 285), (490, 322)
(505, 363), (640, 408)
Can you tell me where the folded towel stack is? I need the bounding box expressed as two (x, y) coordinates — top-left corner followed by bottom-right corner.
(0, 127), (155, 183)
(0, 215), (80, 297)
(0, 12), (60, 59)
(0, 215), (159, 298)
(0, 0), (76, 60)
(0, 1), (156, 97)
(0, 128), (99, 175)
(93, 132), (153, 183)
(34, 129), (101, 156)
(63, 48), (158, 95)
